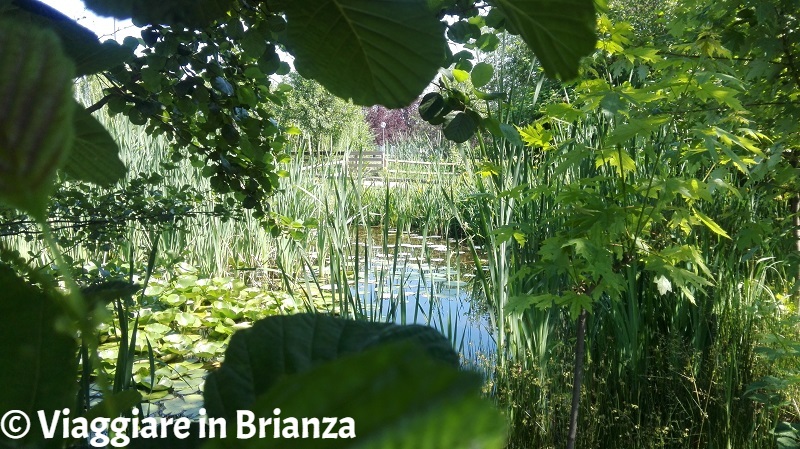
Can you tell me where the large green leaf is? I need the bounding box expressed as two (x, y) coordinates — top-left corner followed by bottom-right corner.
(493, 0), (597, 80)
(204, 313), (459, 417)
(0, 266), (77, 445)
(282, 0), (447, 108)
(83, 0), (234, 27)
(443, 112), (478, 143)
(62, 105), (127, 186)
(0, 19), (75, 219)
(8, 0), (133, 75)
(203, 343), (507, 449)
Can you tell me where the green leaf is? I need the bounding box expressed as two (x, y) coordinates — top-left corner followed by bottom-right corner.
(0, 266), (77, 445)
(204, 313), (459, 417)
(508, 294), (559, 313)
(476, 33), (501, 52)
(204, 343), (507, 449)
(0, 20), (75, 219)
(471, 62), (494, 88)
(494, 0), (597, 80)
(81, 280), (140, 309)
(62, 106), (127, 186)
(7, 1), (133, 75)
(475, 90), (505, 101)
(500, 123), (524, 146)
(452, 68), (470, 83)
(419, 92), (446, 122)
(604, 115), (670, 146)
(241, 29), (267, 59)
(692, 208), (731, 239)
(443, 112), (478, 143)
(283, 0), (447, 108)
(448, 20), (482, 43)
(84, 0), (234, 27)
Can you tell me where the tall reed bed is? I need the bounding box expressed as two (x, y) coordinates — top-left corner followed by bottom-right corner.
(452, 101), (793, 446)
(268, 145), (481, 346)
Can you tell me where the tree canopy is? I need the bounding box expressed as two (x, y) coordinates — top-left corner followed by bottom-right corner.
(0, 0), (599, 224)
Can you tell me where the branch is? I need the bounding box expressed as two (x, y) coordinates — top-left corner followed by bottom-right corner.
(85, 94), (112, 114)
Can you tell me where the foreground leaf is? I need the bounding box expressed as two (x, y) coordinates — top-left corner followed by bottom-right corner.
(84, 0), (234, 27)
(283, 0), (447, 107)
(0, 20), (75, 219)
(494, 0), (597, 80)
(62, 105), (127, 186)
(8, 0), (133, 75)
(204, 343), (507, 449)
(0, 266), (77, 445)
(204, 313), (459, 417)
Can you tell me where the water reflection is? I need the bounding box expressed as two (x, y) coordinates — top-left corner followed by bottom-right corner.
(302, 227), (496, 363)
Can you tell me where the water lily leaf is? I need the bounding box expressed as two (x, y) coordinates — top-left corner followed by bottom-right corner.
(144, 323), (172, 337)
(62, 105), (127, 186)
(204, 343), (507, 449)
(176, 275), (199, 289)
(161, 293), (187, 307)
(0, 266), (77, 444)
(204, 313), (459, 416)
(152, 310), (176, 324)
(176, 312), (203, 328)
(194, 341), (225, 358)
(494, 0), (597, 80)
(283, 0), (447, 107)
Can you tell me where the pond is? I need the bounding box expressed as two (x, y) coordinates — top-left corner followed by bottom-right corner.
(304, 229), (496, 363)
(100, 229), (495, 419)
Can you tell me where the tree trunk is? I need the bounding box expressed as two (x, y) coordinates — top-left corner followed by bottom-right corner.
(566, 307), (588, 449)
(793, 194), (800, 308)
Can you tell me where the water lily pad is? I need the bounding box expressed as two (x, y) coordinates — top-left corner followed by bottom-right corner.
(144, 285), (165, 296)
(175, 275), (199, 290)
(151, 310), (177, 324)
(161, 293), (187, 307)
(176, 312), (203, 328)
(142, 389), (170, 401)
(161, 397), (199, 416)
(194, 341), (225, 359)
(137, 374), (172, 391)
(144, 322), (172, 336)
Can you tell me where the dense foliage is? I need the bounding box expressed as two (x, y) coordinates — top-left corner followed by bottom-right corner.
(1, 0), (798, 447)
(0, 0), (601, 448)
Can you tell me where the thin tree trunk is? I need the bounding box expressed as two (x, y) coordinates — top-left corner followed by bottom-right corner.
(567, 307), (588, 449)
(793, 194), (800, 308)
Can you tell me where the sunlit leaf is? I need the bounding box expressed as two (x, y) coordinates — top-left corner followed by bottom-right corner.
(494, 0), (597, 80)
(283, 0), (447, 107)
(471, 62), (494, 88)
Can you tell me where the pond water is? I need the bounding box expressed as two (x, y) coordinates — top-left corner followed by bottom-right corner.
(109, 229), (496, 419)
(309, 229), (497, 363)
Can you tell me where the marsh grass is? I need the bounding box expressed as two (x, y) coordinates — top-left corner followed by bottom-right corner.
(452, 99), (795, 447)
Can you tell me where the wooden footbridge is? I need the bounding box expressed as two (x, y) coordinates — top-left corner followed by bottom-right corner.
(297, 150), (461, 184)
